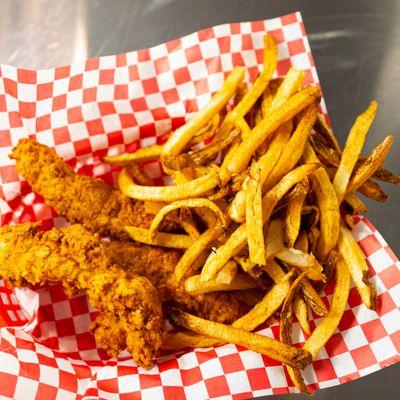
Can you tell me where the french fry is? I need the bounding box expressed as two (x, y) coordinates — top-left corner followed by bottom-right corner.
(201, 163), (319, 281)
(345, 193), (368, 213)
(226, 86), (321, 176)
(149, 198), (227, 238)
(235, 117), (252, 140)
(124, 226), (193, 249)
(143, 200), (168, 215)
(262, 259), (286, 282)
(216, 260), (238, 284)
(162, 331), (220, 350)
(293, 296), (311, 335)
(232, 271), (295, 330)
(229, 122), (292, 222)
(170, 309), (312, 369)
(246, 163), (266, 265)
(303, 144), (340, 260)
(301, 280), (328, 316)
(279, 270), (312, 395)
(162, 67), (245, 156)
(373, 167), (400, 185)
(347, 135), (394, 194)
(188, 113), (220, 145)
(304, 257), (350, 359)
(174, 224), (224, 282)
(162, 128), (240, 170)
(103, 145), (163, 165)
(184, 273), (257, 296)
(125, 163), (154, 186)
(268, 67), (305, 111)
(179, 208), (201, 239)
(333, 101), (378, 201)
(338, 224), (378, 309)
(264, 219), (285, 260)
(263, 106), (317, 192)
(284, 179), (309, 247)
(216, 35), (278, 141)
(118, 167), (219, 201)
(357, 180), (388, 202)
(315, 113), (342, 153)
(276, 248), (325, 281)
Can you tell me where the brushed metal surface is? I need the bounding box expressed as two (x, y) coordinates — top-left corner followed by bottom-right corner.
(0, 1), (398, 398)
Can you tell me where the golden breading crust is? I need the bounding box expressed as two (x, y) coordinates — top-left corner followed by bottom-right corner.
(107, 240), (245, 324)
(11, 138), (154, 239)
(0, 222), (165, 369)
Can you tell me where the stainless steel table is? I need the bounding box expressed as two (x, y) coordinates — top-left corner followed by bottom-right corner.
(0, 1), (398, 399)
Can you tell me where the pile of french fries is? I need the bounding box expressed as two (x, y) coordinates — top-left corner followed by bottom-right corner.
(104, 36), (399, 394)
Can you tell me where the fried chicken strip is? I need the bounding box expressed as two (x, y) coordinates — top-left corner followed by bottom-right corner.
(0, 222), (165, 368)
(107, 240), (244, 324)
(11, 138), (154, 239)
(11, 139), (245, 323)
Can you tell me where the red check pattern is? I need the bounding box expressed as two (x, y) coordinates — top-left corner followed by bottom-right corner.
(0, 12), (398, 399)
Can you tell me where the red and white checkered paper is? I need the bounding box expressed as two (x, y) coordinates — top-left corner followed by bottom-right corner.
(0, 11), (398, 399)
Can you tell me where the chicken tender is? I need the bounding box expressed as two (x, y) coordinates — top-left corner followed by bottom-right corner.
(0, 222), (165, 369)
(11, 139), (245, 323)
(107, 241), (244, 324)
(11, 139), (155, 239)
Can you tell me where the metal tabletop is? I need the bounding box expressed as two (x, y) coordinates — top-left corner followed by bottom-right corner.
(0, 0), (398, 399)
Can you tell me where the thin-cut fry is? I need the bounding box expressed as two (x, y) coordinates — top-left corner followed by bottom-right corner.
(118, 167), (219, 201)
(293, 296), (311, 335)
(263, 106), (317, 191)
(162, 67), (245, 156)
(268, 67), (305, 111)
(179, 208), (201, 239)
(215, 36), (278, 141)
(315, 113), (341, 153)
(264, 219), (285, 260)
(262, 259), (286, 282)
(188, 113), (220, 145)
(303, 144), (340, 260)
(216, 260), (238, 284)
(124, 226), (193, 249)
(170, 309), (312, 369)
(201, 163), (319, 281)
(347, 135), (394, 194)
(301, 280), (328, 316)
(373, 167), (400, 185)
(229, 122), (292, 222)
(184, 273), (257, 296)
(284, 179), (309, 247)
(345, 193), (367, 213)
(162, 332), (220, 350)
(333, 101), (378, 201)
(149, 198), (226, 238)
(246, 163), (266, 265)
(232, 271), (294, 330)
(338, 224), (377, 309)
(235, 117), (252, 140)
(175, 224), (224, 282)
(304, 257), (350, 359)
(163, 128), (240, 170)
(143, 200), (168, 215)
(226, 86), (321, 176)
(358, 180), (388, 202)
(104, 145), (163, 165)
(279, 270), (312, 395)
(276, 248), (325, 281)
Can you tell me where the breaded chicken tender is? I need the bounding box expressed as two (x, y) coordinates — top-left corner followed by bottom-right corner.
(0, 222), (165, 368)
(107, 241), (244, 324)
(11, 139), (245, 324)
(11, 138), (154, 239)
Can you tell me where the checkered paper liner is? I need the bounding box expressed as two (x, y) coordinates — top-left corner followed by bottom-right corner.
(0, 11), (398, 399)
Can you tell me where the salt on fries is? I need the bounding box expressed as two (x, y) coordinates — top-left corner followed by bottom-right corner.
(110, 34), (399, 395)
